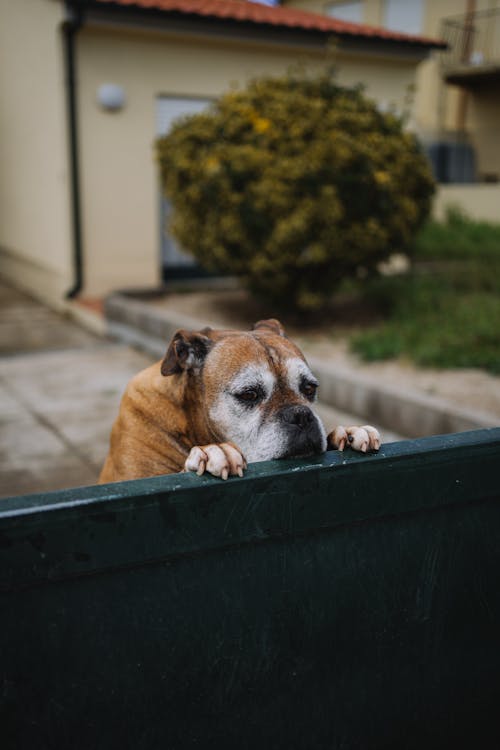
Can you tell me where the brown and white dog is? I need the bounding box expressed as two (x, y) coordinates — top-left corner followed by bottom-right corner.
(99, 319), (380, 483)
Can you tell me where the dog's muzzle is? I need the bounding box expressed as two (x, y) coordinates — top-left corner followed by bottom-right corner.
(279, 405), (325, 458)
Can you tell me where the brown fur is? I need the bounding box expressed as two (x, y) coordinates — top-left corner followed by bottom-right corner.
(99, 322), (304, 483)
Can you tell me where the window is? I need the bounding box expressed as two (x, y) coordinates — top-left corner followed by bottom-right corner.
(156, 96), (210, 139)
(324, 1), (363, 24)
(383, 0), (424, 36)
(156, 97), (212, 276)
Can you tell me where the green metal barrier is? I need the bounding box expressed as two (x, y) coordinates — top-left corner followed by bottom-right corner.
(1, 428), (500, 750)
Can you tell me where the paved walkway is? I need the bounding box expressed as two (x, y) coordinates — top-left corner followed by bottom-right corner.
(0, 280), (153, 498)
(0, 279), (375, 499)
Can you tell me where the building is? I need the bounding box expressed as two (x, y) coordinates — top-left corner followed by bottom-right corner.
(0, 0), (442, 308)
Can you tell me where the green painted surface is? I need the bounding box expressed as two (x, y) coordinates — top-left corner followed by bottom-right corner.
(1, 429), (500, 749)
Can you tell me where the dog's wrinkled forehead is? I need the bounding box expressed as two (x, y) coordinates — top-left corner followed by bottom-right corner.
(202, 331), (311, 394)
(230, 357), (314, 395)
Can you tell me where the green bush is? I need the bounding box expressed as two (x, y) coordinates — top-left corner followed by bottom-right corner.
(156, 70), (435, 311)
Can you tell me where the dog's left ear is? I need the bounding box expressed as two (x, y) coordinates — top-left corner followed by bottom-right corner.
(252, 318), (286, 337)
(161, 328), (213, 376)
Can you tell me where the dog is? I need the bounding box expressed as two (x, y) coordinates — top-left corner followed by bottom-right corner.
(99, 319), (380, 483)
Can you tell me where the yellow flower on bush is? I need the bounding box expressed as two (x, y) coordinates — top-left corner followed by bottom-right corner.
(374, 170), (391, 186)
(252, 116), (271, 134)
(203, 155), (221, 174)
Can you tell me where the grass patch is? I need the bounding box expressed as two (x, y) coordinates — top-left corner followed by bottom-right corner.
(350, 209), (500, 374)
(414, 205), (500, 262)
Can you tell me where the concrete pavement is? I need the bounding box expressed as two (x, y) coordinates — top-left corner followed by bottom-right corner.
(0, 279), (153, 498)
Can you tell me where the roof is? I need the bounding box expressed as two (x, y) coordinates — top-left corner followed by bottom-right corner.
(92, 0), (446, 49)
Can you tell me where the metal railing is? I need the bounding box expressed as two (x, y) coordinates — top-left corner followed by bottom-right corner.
(440, 7), (500, 70)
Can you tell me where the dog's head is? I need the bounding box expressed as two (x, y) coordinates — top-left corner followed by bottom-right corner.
(161, 319), (326, 463)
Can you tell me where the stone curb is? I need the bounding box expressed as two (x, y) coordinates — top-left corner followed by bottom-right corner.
(104, 292), (499, 439)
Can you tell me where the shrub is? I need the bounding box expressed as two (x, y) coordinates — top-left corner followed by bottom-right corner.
(156, 70), (435, 311)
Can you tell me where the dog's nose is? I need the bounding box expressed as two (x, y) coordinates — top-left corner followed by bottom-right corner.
(281, 405), (315, 429)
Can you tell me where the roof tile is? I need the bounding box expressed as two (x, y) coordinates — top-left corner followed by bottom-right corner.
(94, 0), (445, 48)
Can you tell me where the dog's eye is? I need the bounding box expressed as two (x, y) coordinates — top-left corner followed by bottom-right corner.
(301, 381), (318, 401)
(234, 387), (263, 405)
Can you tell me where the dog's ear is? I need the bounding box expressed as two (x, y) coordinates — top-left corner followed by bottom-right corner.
(252, 319), (286, 337)
(161, 329), (213, 376)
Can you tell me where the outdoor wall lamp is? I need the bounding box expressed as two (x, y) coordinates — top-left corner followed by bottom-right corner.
(97, 83), (126, 112)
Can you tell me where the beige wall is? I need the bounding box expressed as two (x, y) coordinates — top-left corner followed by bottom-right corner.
(0, 0), (72, 307)
(335, 53), (418, 113)
(412, 0), (463, 138)
(467, 91), (500, 180)
(435, 184), (500, 222)
(78, 24), (421, 296)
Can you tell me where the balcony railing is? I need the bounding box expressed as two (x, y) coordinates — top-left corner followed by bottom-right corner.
(440, 7), (500, 84)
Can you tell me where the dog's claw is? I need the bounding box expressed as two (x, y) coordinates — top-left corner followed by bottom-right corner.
(327, 425), (381, 454)
(361, 425), (381, 452)
(328, 426), (348, 451)
(184, 442), (246, 479)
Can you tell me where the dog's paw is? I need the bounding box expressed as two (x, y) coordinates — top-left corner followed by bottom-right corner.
(327, 425), (381, 453)
(184, 443), (247, 480)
